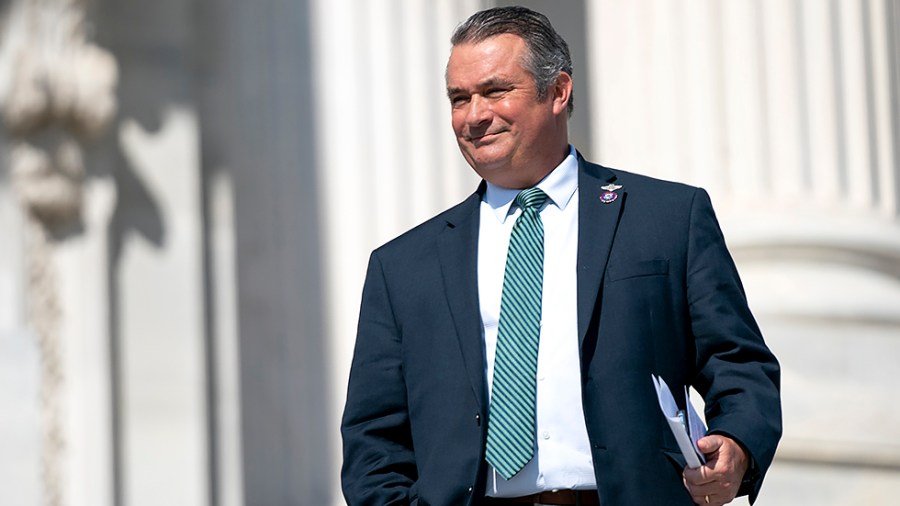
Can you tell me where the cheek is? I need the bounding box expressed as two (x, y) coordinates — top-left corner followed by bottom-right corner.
(450, 112), (465, 135)
(492, 100), (517, 118)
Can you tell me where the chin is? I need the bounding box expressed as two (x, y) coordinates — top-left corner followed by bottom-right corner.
(471, 160), (515, 183)
(466, 148), (512, 169)
(467, 155), (504, 171)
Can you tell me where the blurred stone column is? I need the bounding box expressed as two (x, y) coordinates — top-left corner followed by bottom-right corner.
(587, 0), (898, 217)
(0, 1), (118, 505)
(585, 0), (900, 503)
(309, 1), (485, 503)
(90, 1), (211, 505)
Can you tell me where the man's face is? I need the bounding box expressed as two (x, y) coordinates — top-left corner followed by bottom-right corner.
(446, 34), (568, 189)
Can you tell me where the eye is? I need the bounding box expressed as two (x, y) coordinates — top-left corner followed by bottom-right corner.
(449, 95), (470, 107)
(485, 87), (509, 98)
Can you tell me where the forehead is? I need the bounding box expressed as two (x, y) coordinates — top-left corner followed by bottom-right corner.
(446, 34), (530, 86)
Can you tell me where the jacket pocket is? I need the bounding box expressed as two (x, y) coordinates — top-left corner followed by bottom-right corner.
(607, 259), (669, 282)
(408, 481), (418, 505)
(662, 448), (688, 473)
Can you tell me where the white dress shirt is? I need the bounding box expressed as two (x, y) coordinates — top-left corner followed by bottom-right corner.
(479, 146), (596, 496)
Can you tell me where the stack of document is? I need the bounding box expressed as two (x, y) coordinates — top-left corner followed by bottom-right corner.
(651, 375), (707, 468)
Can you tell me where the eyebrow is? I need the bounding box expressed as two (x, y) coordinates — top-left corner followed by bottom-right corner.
(447, 77), (514, 97)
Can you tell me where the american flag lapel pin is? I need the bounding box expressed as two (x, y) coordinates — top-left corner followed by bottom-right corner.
(600, 183), (622, 204)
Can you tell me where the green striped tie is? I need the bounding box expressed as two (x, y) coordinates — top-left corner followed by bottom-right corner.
(486, 187), (548, 480)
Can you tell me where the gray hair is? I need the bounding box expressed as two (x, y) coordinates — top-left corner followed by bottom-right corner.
(451, 6), (574, 116)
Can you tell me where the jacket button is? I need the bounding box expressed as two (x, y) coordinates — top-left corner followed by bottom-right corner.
(475, 414), (481, 426)
(467, 486), (473, 494)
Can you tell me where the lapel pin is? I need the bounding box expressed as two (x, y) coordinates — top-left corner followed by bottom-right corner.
(600, 183), (622, 204)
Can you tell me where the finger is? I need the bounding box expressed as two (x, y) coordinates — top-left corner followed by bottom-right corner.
(697, 434), (724, 455)
(702, 494), (729, 506)
(683, 466), (716, 486)
(688, 479), (740, 506)
(689, 492), (720, 506)
(687, 482), (724, 496)
(683, 473), (723, 502)
(687, 471), (739, 492)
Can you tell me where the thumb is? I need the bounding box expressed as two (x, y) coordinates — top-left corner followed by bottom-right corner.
(697, 435), (724, 454)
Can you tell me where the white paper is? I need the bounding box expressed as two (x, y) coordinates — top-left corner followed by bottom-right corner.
(651, 375), (707, 468)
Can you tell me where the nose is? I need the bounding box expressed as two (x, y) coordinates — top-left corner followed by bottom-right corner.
(465, 94), (492, 127)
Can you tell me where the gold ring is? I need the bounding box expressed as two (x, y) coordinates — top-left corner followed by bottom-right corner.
(705, 496), (710, 504)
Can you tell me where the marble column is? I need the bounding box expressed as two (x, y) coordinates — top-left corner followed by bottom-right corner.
(309, 1), (485, 503)
(0, 1), (118, 505)
(587, 0), (899, 218)
(584, 1), (900, 503)
(94, 1), (211, 505)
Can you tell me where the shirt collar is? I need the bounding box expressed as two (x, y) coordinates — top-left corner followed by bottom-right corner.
(483, 145), (579, 224)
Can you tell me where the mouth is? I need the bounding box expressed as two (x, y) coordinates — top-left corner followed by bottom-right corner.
(466, 131), (504, 143)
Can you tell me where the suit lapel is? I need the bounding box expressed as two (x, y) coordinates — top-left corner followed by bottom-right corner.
(438, 158), (622, 407)
(577, 155), (624, 347)
(437, 186), (488, 412)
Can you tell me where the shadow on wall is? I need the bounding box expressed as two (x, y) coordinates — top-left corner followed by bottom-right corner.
(94, 0), (335, 503)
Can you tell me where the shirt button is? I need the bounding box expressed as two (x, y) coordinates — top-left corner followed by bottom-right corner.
(542, 431), (550, 440)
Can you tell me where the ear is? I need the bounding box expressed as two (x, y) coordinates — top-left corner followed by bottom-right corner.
(551, 72), (573, 116)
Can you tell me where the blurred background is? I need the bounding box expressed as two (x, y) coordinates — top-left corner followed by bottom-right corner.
(1, 0), (899, 504)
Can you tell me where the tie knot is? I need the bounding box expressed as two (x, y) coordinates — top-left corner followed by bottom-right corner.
(516, 187), (548, 211)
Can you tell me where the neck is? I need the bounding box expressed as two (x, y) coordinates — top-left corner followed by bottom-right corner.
(501, 143), (571, 189)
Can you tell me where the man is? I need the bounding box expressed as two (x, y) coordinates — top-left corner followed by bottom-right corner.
(341, 6), (781, 506)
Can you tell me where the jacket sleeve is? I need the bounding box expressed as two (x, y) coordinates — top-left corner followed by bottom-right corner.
(685, 188), (782, 504)
(341, 251), (416, 505)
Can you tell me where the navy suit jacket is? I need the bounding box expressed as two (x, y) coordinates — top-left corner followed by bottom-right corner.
(341, 155), (781, 506)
